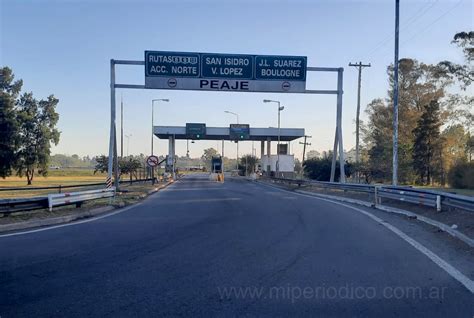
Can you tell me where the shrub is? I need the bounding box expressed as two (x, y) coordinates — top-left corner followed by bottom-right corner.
(303, 156), (352, 182)
(448, 161), (474, 189)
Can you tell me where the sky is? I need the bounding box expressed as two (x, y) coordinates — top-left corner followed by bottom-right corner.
(1, 0), (472, 160)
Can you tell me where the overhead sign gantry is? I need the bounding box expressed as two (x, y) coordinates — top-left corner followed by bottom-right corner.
(145, 51), (307, 93)
(155, 125), (304, 141)
(108, 50), (346, 186)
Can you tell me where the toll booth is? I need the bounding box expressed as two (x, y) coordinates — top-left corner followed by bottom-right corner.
(210, 156), (224, 182)
(211, 156), (223, 173)
(154, 125), (305, 180)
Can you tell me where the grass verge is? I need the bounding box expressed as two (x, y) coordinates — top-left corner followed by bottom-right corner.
(0, 182), (168, 226)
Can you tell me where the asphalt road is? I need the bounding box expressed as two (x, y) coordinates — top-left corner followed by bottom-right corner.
(1, 174), (473, 317)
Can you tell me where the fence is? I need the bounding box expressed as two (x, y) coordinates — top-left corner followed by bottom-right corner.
(0, 178), (156, 193)
(0, 177), (157, 215)
(266, 177), (474, 213)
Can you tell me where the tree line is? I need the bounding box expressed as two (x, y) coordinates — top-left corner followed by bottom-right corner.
(301, 31), (473, 188)
(359, 31), (473, 188)
(1, 67), (60, 185)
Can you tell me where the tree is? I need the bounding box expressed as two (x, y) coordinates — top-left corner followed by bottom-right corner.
(436, 31), (473, 90)
(201, 148), (218, 161)
(94, 155), (110, 174)
(239, 154), (258, 175)
(201, 148), (218, 170)
(363, 59), (450, 183)
(439, 125), (469, 185)
(222, 157), (237, 172)
(94, 155), (143, 182)
(120, 156), (142, 183)
(412, 100), (443, 185)
(306, 150), (320, 160)
(0, 67), (22, 178)
(15, 93), (60, 185)
(468, 133), (474, 162)
(448, 161), (474, 189)
(364, 99), (392, 181)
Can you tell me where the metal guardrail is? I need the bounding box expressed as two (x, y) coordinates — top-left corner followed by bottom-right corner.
(0, 197), (49, 214)
(268, 177), (474, 213)
(48, 188), (115, 212)
(0, 178), (158, 215)
(0, 178), (156, 192)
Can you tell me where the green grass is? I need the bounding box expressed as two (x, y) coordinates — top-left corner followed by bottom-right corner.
(0, 182), (164, 224)
(47, 169), (101, 177)
(0, 169), (158, 198)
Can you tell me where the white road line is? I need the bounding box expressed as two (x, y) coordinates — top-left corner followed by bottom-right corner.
(0, 181), (177, 238)
(0, 204), (139, 238)
(255, 181), (474, 294)
(159, 197), (241, 204)
(166, 188), (227, 191)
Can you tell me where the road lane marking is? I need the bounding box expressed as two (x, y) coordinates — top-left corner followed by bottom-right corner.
(0, 204), (140, 238)
(0, 179), (179, 238)
(159, 198), (241, 204)
(255, 181), (474, 294)
(165, 188), (227, 191)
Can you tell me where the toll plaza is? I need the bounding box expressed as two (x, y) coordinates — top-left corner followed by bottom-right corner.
(107, 50), (347, 187)
(154, 124), (305, 178)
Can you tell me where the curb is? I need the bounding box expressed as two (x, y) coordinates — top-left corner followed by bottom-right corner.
(295, 189), (474, 248)
(146, 180), (174, 195)
(0, 205), (116, 234)
(253, 180), (474, 248)
(0, 180), (175, 234)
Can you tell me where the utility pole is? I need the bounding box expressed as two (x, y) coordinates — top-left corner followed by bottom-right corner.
(349, 62), (371, 183)
(299, 135), (312, 162)
(393, 0), (400, 185)
(120, 94), (123, 158)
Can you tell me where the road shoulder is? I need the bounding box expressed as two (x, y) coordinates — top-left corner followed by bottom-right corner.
(0, 181), (174, 235)
(252, 179), (474, 284)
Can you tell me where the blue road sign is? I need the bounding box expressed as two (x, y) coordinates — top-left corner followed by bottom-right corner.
(145, 51), (200, 77)
(145, 51), (307, 92)
(201, 53), (253, 79)
(255, 55), (306, 81)
(186, 123), (206, 139)
(229, 124), (250, 140)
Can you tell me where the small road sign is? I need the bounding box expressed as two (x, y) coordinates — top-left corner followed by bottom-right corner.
(146, 155), (159, 167)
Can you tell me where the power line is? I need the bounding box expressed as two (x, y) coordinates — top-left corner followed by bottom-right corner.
(400, 0), (463, 46)
(378, 0), (464, 60)
(364, 0), (440, 60)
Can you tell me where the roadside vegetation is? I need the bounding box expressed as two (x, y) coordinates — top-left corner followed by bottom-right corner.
(1, 67), (60, 185)
(303, 31), (473, 189)
(0, 182), (164, 225)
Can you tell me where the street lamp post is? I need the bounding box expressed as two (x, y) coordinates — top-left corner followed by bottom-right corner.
(151, 98), (169, 183)
(151, 99), (170, 156)
(224, 110), (239, 171)
(125, 134), (132, 157)
(263, 99), (284, 176)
